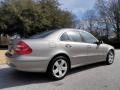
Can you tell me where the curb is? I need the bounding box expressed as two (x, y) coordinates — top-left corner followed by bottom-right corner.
(0, 64), (9, 69)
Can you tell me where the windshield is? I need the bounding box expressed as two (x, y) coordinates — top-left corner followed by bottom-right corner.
(29, 30), (56, 39)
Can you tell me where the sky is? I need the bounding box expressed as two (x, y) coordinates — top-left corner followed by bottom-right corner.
(59, 0), (96, 19)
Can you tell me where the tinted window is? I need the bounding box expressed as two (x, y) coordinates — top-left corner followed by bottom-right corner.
(60, 32), (70, 41)
(29, 30), (55, 39)
(80, 31), (97, 44)
(67, 31), (82, 42)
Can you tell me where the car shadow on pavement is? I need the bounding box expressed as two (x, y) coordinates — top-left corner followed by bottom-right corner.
(68, 62), (106, 75)
(0, 62), (106, 89)
(0, 68), (52, 89)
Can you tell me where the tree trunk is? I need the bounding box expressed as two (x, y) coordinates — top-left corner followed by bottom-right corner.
(106, 23), (109, 40)
(116, 26), (120, 41)
(115, 13), (120, 41)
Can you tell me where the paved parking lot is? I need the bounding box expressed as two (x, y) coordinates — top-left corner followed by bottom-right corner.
(0, 50), (120, 90)
(0, 50), (7, 64)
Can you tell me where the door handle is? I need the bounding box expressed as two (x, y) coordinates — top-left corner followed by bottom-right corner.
(87, 45), (91, 48)
(65, 44), (72, 48)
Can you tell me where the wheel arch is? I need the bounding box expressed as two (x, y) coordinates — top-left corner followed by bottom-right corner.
(47, 53), (71, 71)
(107, 48), (115, 55)
(106, 48), (115, 60)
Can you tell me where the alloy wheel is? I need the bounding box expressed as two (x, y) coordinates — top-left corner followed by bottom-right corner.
(108, 51), (114, 64)
(52, 59), (68, 78)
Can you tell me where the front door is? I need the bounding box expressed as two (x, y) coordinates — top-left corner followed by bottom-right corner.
(80, 31), (106, 64)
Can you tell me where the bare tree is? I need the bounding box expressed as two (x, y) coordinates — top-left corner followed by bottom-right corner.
(82, 10), (97, 32)
(79, 9), (101, 37)
(96, 0), (120, 40)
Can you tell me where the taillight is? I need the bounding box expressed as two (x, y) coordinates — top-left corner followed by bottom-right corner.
(15, 41), (32, 55)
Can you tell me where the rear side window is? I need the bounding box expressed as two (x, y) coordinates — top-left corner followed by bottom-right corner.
(67, 31), (82, 42)
(60, 32), (70, 41)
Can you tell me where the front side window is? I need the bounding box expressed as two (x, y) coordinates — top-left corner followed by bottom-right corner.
(80, 31), (98, 44)
(67, 31), (82, 42)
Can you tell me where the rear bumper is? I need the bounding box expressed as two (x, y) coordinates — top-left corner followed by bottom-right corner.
(6, 53), (50, 72)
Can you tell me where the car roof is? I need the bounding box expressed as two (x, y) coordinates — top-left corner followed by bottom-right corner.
(45, 28), (87, 40)
(56, 28), (84, 32)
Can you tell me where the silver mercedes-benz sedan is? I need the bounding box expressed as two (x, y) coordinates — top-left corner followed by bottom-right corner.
(6, 28), (115, 80)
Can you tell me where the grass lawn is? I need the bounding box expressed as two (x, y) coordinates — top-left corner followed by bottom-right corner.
(0, 50), (7, 64)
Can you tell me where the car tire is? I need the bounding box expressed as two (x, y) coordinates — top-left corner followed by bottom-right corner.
(106, 50), (114, 65)
(47, 56), (69, 80)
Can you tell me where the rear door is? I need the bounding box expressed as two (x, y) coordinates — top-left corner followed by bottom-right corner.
(60, 31), (88, 67)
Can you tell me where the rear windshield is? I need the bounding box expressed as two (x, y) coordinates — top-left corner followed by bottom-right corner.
(29, 30), (56, 39)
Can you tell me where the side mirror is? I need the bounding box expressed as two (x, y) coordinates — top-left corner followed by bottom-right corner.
(99, 40), (103, 44)
(95, 40), (103, 45)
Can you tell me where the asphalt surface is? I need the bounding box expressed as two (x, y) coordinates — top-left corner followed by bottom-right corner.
(0, 50), (120, 90)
